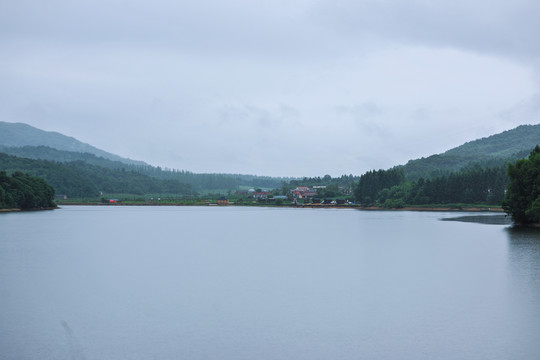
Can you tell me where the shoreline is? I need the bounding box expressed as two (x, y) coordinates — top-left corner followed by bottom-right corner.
(0, 208), (21, 212)
(0, 206), (57, 213)
(55, 202), (504, 212)
(358, 206), (504, 212)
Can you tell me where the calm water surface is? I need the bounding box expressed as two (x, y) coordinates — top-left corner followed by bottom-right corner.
(1, 206), (540, 359)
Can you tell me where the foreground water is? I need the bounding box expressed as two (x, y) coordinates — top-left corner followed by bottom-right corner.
(1, 206), (540, 359)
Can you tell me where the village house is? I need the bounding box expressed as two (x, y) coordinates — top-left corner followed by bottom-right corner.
(252, 191), (270, 199)
(216, 197), (229, 205)
(290, 186), (318, 199)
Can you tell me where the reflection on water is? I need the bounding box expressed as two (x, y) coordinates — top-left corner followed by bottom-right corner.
(440, 214), (513, 225)
(504, 227), (540, 357)
(506, 225), (540, 241)
(506, 226), (540, 285)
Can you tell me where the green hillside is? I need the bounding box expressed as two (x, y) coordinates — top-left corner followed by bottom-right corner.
(0, 121), (146, 166)
(399, 124), (540, 180)
(444, 124), (540, 158)
(0, 145), (133, 170)
(0, 152), (194, 198)
(2, 121), (538, 198)
(0, 146), (288, 194)
(0, 121), (291, 192)
(0, 145), (288, 191)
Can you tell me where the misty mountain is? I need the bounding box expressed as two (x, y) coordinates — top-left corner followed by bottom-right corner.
(0, 122), (291, 191)
(0, 152), (194, 197)
(0, 121), (146, 166)
(0, 145), (289, 191)
(398, 124), (540, 180)
(2, 121), (539, 194)
(0, 145), (134, 169)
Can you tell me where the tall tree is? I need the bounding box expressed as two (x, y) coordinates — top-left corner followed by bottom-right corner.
(502, 146), (540, 223)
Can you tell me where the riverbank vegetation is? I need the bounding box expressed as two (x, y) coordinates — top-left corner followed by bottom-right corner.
(0, 171), (55, 209)
(502, 146), (540, 224)
(353, 165), (508, 208)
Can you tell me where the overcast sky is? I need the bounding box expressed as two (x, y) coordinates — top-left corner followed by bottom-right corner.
(1, 0), (539, 177)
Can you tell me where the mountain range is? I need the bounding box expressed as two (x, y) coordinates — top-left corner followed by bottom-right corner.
(0, 121), (289, 196)
(0, 121), (146, 166)
(1, 121), (539, 197)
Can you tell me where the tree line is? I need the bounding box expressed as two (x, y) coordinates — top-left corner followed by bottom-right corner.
(354, 164), (509, 207)
(0, 153), (194, 198)
(503, 146), (540, 224)
(0, 146), (288, 192)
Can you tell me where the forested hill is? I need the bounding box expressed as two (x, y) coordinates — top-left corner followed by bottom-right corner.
(0, 122), (291, 192)
(0, 145), (133, 169)
(0, 152), (194, 198)
(398, 123), (540, 181)
(444, 124), (540, 158)
(0, 121), (146, 166)
(0, 147), (289, 193)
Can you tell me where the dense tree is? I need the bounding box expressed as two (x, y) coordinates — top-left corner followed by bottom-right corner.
(317, 183), (340, 198)
(354, 168), (405, 205)
(0, 153), (194, 197)
(353, 164), (508, 207)
(400, 124), (540, 181)
(288, 174), (358, 188)
(0, 171), (55, 209)
(0, 147), (290, 192)
(502, 146), (540, 224)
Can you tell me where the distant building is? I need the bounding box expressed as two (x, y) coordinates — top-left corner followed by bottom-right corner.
(252, 192), (270, 199)
(290, 186), (317, 199)
(217, 197), (229, 205)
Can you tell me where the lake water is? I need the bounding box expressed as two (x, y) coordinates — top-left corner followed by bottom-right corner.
(1, 206), (540, 360)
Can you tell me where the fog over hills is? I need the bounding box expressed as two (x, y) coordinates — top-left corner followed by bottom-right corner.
(1, 121), (539, 182)
(0, 121), (147, 166)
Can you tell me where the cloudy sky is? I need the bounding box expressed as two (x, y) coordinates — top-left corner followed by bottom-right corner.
(1, 0), (539, 177)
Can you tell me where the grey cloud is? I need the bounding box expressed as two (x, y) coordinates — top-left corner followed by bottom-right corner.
(313, 0), (540, 62)
(500, 93), (540, 122)
(334, 103), (388, 137)
(4, 0), (538, 63)
(0, 0), (331, 60)
(335, 102), (383, 118)
(1, 0), (538, 176)
(217, 104), (300, 130)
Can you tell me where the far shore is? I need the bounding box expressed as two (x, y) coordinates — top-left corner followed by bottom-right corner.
(54, 202), (504, 212)
(359, 206), (504, 212)
(0, 207), (57, 213)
